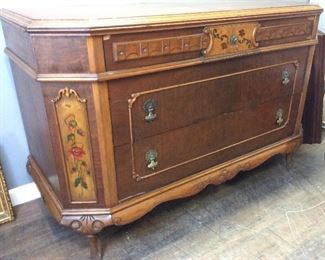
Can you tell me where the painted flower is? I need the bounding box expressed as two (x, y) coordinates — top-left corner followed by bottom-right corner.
(65, 114), (78, 130)
(221, 42), (228, 49)
(239, 29), (245, 37)
(69, 146), (86, 159)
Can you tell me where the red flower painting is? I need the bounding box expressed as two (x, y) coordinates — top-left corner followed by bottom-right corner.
(64, 114), (90, 192)
(69, 146), (86, 159)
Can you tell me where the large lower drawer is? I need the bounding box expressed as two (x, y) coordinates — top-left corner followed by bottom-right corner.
(115, 93), (301, 200)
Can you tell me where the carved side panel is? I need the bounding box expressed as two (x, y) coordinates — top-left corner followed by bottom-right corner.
(52, 88), (96, 202)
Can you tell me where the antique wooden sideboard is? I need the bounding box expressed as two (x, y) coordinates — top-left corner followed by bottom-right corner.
(0, 3), (322, 259)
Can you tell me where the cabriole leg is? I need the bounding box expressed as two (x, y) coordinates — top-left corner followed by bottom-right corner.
(285, 152), (294, 169)
(88, 234), (102, 260)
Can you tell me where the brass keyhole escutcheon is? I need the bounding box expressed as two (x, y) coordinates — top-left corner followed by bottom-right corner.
(229, 34), (238, 45)
(146, 150), (158, 170)
(144, 99), (157, 123)
(282, 70), (290, 86)
(276, 109), (284, 126)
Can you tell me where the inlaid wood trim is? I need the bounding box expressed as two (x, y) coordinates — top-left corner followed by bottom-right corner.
(113, 33), (208, 62)
(4, 39), (317, 83)
(255, 21), (314, 41)
(202, 22), (259, 57)
(128, 61), (299, 181)
(52, 87), (97, 203)
(111, 19), (314, 62)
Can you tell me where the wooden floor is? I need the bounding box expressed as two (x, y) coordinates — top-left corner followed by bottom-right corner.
(1, 134), (325, 260)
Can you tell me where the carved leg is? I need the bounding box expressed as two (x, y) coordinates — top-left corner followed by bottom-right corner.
(60, 215), (111, 259)
(88, 234), (102, 260)
(284, 152), (294, 169)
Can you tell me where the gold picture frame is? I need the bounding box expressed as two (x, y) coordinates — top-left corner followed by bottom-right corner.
(0, 165), (14, 224)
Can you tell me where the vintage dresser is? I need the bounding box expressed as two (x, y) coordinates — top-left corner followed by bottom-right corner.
(0, 2), (322, 259)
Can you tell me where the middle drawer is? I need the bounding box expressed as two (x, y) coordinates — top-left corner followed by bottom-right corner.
(110, 60), (298, 147)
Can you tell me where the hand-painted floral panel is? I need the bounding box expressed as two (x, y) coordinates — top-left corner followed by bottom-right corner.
(52, 88), (96, 202)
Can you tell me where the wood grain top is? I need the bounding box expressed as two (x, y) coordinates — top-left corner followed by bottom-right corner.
(0, 3), (322, 33)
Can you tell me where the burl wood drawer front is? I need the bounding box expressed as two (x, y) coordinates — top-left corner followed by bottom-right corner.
(116, 93), (301, 200)
(104, 16), (314, 70)
(109, 48), (308, 147)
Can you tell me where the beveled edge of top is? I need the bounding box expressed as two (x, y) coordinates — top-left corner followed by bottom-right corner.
(0, 4), (322, 34)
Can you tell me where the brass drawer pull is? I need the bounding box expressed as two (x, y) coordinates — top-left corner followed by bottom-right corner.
(282, 70), (290, 86)
(146, 150), (158, 170)
(276, 109), (284, 126)
(144, 99), (157, 123)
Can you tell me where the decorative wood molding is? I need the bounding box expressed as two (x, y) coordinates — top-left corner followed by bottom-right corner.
(4, 39), (317, 83)
(0, 5), (321, 33)
(52, 88), (97, 203)
(61, 214), (113, 235)
(128, 61), (299, 181)
(111, 20), (314, 62)
(51, 87), (86, 103)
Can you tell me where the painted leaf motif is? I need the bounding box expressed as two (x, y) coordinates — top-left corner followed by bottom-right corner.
(77, 128), (85, 136)
(74, 177), (82, 187)
(69, 120), (78, 128)
(81, 181), (88, 189)
(67, 133), (75, 143)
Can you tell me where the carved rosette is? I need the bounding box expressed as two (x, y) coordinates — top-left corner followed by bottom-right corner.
(61, 214), (113, 235)
(52, 87), (97, 202)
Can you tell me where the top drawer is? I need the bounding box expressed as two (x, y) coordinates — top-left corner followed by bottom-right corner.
(103, 16), (315, 71)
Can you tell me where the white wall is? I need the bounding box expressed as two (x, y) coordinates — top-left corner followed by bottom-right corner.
(311, 0), (325, 31)
(0, 25), (31, 189)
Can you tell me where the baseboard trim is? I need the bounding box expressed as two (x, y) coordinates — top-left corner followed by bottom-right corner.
(9, 182), (41, 206)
